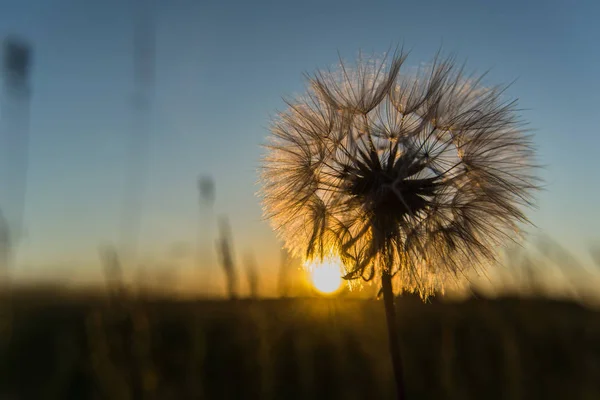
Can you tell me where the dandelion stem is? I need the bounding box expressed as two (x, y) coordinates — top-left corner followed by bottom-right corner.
(381, 271), (406, 400)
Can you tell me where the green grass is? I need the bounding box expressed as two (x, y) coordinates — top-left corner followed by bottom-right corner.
(0, 289), (599, 399)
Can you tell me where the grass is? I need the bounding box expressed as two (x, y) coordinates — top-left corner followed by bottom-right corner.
(0, 287), (599, 399)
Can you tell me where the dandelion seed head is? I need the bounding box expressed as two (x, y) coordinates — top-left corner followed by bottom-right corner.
(259, 49), (539, 299)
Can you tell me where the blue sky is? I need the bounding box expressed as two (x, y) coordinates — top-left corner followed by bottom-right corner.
(0, 0), (598, 286)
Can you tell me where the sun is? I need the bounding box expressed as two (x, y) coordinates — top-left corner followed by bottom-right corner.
(308, 258), (344, 294)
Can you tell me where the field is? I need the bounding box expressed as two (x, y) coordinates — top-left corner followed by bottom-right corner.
(1, 288), (599, 399)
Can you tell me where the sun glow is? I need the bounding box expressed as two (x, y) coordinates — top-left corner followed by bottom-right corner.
(308, 257), (344, 294)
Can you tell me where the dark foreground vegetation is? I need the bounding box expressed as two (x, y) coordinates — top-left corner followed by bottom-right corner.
(0, 287), (599, 399)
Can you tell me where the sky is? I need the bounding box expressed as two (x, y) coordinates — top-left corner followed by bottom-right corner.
(0, 0), (598, 292)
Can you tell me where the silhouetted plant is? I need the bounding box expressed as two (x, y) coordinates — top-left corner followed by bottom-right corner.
(259, 47), (538, 399)
(197, 174), (216, 294)
(0, 211), (12, 285)
(244, 250), (260, 299)
(198, 175), (216, 206)
(98, 244), (124, 301)
(0, 210), (12, 358)
(278, 247), (292, 298)
(216, 215), (238, 300)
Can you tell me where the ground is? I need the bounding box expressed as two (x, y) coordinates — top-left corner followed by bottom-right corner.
(0, 287), (599, 399)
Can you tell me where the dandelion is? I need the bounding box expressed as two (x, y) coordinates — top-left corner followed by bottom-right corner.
(259, 47), (538, 399)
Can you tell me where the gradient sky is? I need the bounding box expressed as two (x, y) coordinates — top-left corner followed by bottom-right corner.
(0, 0), (598, 287)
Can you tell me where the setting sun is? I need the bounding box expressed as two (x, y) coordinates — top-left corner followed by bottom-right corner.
(308, 258), (344, 294)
